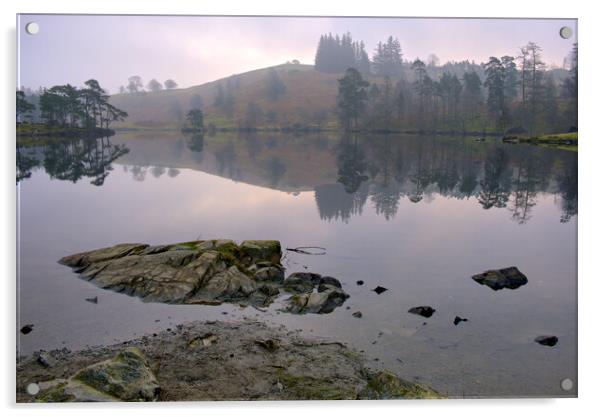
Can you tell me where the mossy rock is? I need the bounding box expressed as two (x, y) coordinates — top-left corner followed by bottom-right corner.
(276, 370), (359, 400)
(359, 370), (442, 399)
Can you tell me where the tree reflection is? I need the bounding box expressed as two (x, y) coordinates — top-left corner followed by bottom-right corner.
(41, 136), (128, 186)
(336, 136), (369, 193)
(478, 148), (511, 209)
(16, 146), (41, 182)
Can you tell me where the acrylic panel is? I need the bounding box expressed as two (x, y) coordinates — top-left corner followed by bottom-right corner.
(16, 14), (578, 401)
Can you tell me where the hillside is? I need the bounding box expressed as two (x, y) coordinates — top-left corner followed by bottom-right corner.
(109, 63), (342, 130)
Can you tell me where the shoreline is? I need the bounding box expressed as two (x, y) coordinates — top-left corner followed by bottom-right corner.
(17, 319), (441, 402)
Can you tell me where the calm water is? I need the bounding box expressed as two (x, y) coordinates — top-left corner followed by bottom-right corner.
(17, 132), (577, 398)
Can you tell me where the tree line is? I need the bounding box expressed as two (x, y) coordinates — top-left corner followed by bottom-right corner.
(335, 40), (577, 135)
(118, 76), (179, 94)
(17, 80), (129, 130)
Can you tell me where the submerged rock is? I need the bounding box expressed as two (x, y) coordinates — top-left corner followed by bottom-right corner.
(472, 266), (528, 290)
(59, 240), (348, 314)
(285, 275), (349, 314)
(20, 324), (34, 335)
(408, 306), (436, 318)
(372, 286), (388, 295)
(35, 348), (159, 402)
(453, 316), (468, 326)
(535, 335), (558, 347)
(352, 311), (363, 318)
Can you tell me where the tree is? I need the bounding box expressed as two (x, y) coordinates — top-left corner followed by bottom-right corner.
(373, 36), (403, 78)
(164, 79), (178, 89)
(562, 43), (578, 129)
(147, 79), (163, 93)
(461, 71), (482, 121)
(266, 68), (286, 100)
(186, 109), (205, 132)
(16, 90), (35, 123)
(484, 57), (508, 131)
(127, 76), (143, 94)
(337, 68), (369, 130)
(412, 59), (428, 125)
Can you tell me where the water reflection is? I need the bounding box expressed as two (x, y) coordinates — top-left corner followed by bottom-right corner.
(17, 136), (128, 186)
(17, 132), (577, 224)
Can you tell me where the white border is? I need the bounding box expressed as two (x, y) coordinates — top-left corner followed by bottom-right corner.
(2, 1), (599, 416)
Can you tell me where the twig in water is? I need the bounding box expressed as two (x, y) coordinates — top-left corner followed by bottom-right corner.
(285, 246), (327, 256)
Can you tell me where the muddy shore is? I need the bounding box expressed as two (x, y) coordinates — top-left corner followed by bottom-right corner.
(17, 319), (441, 402)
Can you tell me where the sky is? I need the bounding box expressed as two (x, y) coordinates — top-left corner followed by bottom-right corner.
(17, 14), (577, 94)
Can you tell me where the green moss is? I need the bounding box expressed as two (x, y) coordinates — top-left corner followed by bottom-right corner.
(35, 382), (75, 402)
(361, 370), (442, 399)
(275, 370), (357, 400)
(174, 241), (203, 250)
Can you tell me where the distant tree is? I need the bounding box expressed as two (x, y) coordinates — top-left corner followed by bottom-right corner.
(427, 54), (440, 67)
(127, 76), (144, 94)
(291, 59), (300, 65)
(265, 110), (278, 126)
(186, 109), (205, 132)
(562, 43), (577, 129)
(214, 83), (225, 107)
(373, 36), (403, 78)
(164, 79), (178, 89)
(118, 86), (126, 94)
(266, 68), (286, 100)
(337, 68), (369, 130)
(16, 91), (35, 123)
(315, 32), (369, 75)
(147, 79), (163, 93)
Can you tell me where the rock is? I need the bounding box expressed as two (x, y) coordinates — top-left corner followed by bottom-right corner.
(372, 286), (388, 295)
(472, 266), (528, 290)
(282, 272), (322, 294)
(286, 287), (349, 314)
(59, 240), (348, 315)
(453, 316), (468, 325)
(356, 280), (364, 286)
(352, 311), (363, 318)
(187, 333), (217, 349)
(359, 370), (441, 399)
(36, 351), (56, 368)
(408, 306), (436, 318)
(20, 324), (34, 335)
(317, 276), (343, 293)
(239, 240), (282, 266)
(254, 265), (285, 283)
(35, 348), (159, 402)
(85, 296), (98, 304)
(535, 335), (558, 347)
(254, 339), (280, 352)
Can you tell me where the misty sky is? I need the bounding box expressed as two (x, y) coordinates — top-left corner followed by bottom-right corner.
(18, 14), (577, 94)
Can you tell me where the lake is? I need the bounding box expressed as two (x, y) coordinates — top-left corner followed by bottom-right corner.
(16, 131), (577, 398)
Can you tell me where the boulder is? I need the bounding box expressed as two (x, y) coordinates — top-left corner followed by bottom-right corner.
(59, 240), (348, 314)
(472, 266), (528, 290)
(359, 370), (441, 399)
(286, 286), (349, 314)
(408, 306), (436, 318)
(283, 272), (322, 294)
(36, 348), (159, 402)
(534, 335), (558, 347)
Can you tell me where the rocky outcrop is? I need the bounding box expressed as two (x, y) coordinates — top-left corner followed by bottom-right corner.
(471, 266), (528, 291)
(18, 320), (442, 402)
(35, 348), (159, 402)
(59, 240), (348, 314)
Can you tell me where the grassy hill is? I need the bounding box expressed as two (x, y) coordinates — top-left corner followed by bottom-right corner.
(109, 63), (342, 130)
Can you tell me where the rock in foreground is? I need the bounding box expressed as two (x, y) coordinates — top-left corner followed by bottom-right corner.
(18, 320), (442, 402)
(35, 348), (159, 402)
(471, 267), (528, 291)
(59, 240), (348, 314)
